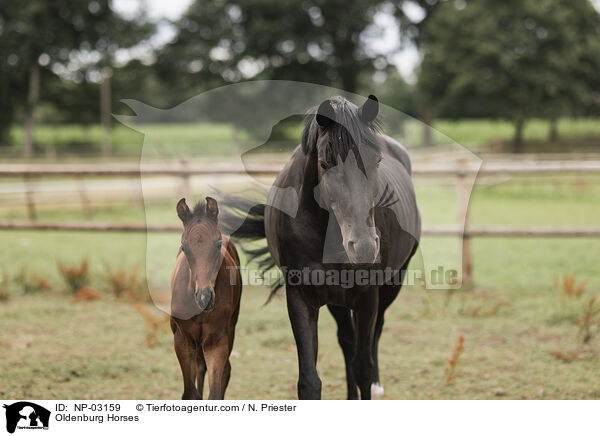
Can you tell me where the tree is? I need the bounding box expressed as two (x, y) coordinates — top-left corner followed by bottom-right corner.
(417, 0), (600, 151)
(0, 1), (153, 152)
(156, 0), (413, 95)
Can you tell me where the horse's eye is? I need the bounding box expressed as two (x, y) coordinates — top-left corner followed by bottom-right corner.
(376, 157), (383, 167)
(319, 160), (328, 170)
(216, 240), (223, 250)
(180, 245), (185, 253)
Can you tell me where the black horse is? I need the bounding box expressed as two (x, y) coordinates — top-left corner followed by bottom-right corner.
(223, 95), (420, 399)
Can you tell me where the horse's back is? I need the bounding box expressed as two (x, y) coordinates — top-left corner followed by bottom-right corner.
(378, 133), (421, 246)
(380, 134), (412, 175)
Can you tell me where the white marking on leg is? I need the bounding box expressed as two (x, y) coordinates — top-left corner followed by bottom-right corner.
(371, 382), (384, 400)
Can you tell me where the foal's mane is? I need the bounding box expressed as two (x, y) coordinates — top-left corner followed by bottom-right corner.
(301, 96), (382, 163)
(192, 201), (208, 217)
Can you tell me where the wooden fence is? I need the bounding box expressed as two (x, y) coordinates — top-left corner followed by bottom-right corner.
(1, 160), (600, 285)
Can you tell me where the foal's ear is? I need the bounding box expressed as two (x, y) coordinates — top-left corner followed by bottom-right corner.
(359, 94), (379, 123)
(176, 198), (192, 223)
(205, 197), (219, 220)
(316, 99), (335, 128)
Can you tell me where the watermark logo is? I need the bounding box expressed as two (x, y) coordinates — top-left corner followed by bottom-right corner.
(226, 265), (458, 289)
(3, 402), (50, 434)
(114, 80), (481, 314)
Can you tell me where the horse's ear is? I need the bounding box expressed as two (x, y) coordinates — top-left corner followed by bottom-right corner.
(359, 94), (379, 123)
(316, 99), (335, 128)
(205, 197), (219, 220)
(177, 198), (192, 223)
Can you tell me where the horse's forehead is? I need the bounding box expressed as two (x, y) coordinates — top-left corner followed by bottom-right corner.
(183, 219), (219, 240)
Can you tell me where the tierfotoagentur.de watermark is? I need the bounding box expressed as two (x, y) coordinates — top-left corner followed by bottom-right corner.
(226, 265), (458, 289)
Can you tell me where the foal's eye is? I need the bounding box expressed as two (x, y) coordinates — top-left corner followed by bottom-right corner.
(376, 156), (383, 167)
(319, 160), (328, 170)
(215, 240), (223, 250)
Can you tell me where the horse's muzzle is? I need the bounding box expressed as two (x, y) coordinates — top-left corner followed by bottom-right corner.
(345, 235), (380, 264)
(195, 287), (215, 311)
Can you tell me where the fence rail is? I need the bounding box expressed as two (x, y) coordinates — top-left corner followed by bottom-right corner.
(2, 221), (600, 237)
(1, 159), (599, 285)
(1, 160), (600, 177)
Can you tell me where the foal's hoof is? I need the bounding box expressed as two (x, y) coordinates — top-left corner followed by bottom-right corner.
(182, 391), (202, 400)
(370, 382), (384, 400)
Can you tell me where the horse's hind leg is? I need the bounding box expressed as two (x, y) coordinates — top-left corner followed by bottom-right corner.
(327, 304), (358, 400)
(174, 331), (201, 400)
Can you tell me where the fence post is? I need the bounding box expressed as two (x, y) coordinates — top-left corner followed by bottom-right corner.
(180, 160), (192, 200)
(456, 159), (472, 287)
(23, 174), (37, 221)
(77, 175), (93, 217)
(100, 67), (113, 157)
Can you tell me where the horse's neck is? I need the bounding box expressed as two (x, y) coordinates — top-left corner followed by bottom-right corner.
(299, 150), (320, 209)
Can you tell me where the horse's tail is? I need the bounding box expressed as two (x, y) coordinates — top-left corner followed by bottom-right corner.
(218, 192), (283, 304)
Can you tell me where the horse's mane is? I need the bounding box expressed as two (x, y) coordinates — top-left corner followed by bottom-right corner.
(301, 96), (382, 164)
(192, 201), (207, 217)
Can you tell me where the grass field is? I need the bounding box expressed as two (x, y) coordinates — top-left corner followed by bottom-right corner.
(3, 117), (600, 160)
(1, 174), (599, 399)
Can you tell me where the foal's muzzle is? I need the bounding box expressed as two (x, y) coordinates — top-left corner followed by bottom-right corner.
(194, 287), (215, 312)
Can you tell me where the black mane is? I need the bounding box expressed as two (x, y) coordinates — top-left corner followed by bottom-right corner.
(301, 96), (382, 163)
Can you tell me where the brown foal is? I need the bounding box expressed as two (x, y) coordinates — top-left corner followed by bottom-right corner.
(170, 197), (242, 400)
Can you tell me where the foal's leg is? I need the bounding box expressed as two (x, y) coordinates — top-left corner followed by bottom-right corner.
(222, 359), (232, 397)
(352, 288), (379, 400)
(174, 331), (201, 400)
(204, 336), (232, 400)
(196, 348), (207, 399)
(287, 287), (321, 399)
(327, 304), (358, 400)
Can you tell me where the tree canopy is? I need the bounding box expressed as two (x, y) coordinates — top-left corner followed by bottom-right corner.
(0, 0), (153, 142)
(417, 0), (600, 149)
(156, 0), (410, 95)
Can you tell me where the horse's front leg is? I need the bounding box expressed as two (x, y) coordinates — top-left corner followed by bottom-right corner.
(327, 304), (358, 399)
(286, 286), (321, 399)
(352, 288), (378, 400)
(173, 330), (201, 400)
(204, 336), (232, 400)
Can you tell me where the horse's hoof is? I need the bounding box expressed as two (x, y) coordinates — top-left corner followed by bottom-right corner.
(371, 382), (384, 400)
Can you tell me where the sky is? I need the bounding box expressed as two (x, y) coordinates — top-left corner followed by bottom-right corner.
(112, 0), (422, 83)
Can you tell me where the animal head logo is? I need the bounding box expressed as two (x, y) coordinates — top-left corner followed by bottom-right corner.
(114, 80), (481, 311)
(3, 402), (50, 434)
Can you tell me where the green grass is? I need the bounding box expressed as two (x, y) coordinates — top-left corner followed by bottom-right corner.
(4, 123), (240, 159)
(1, 175), (600, 399)
(3, 117), (600, 159)
(1, 284), (598, 399)
(399, 118), (600, 149)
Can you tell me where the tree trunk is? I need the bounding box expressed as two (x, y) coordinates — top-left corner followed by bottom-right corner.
(548, 118), (558, 142)
(100, 69), (112, 157)
(512, 118), (524, 153)
(422, 107), (433, 147)
(23, 64), (40, 157)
